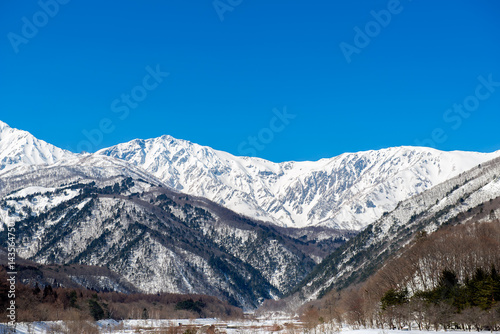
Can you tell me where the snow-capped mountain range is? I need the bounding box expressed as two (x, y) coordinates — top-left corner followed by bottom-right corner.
(1, 120), (499, 231)
(96, 137), (500, 230)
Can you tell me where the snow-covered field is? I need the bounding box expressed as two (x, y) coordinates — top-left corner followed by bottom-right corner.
(2, 319), (500, 334)
(6, 317), (302, 333)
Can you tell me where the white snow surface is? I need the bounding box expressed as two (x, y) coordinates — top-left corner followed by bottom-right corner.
(4, 319), (500, 334)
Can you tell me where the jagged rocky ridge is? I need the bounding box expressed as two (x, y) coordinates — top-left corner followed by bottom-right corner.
(97, 136), (500, 230)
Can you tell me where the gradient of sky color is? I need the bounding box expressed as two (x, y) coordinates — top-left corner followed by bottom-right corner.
(1, 0), (500, 162)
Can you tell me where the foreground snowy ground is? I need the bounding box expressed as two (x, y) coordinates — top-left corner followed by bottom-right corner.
(2, 319), (500, 334)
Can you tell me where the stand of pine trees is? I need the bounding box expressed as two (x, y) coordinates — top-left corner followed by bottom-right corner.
(380, 268), (500, 330)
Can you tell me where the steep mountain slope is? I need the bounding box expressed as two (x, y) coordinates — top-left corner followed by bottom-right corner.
(0, 121), (74, 172)
(0, 163), (322, 309)
(97, 136), (500, 230)
(291, 156), (500, 302)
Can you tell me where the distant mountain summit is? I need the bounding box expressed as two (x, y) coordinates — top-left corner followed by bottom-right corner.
(0, 120), (74, 172)
(97, 135), (500, 230)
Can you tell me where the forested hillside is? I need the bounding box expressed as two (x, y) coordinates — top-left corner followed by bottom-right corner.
(308, 220), (500, 330)
(0, 265), (242, 323)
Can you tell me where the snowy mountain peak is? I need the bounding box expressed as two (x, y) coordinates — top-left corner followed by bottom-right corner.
(0, 120), (9, 130)
(0, 120), (75, 173)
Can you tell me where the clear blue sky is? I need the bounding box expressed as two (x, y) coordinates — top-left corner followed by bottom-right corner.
(1, 1), (500, 162)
